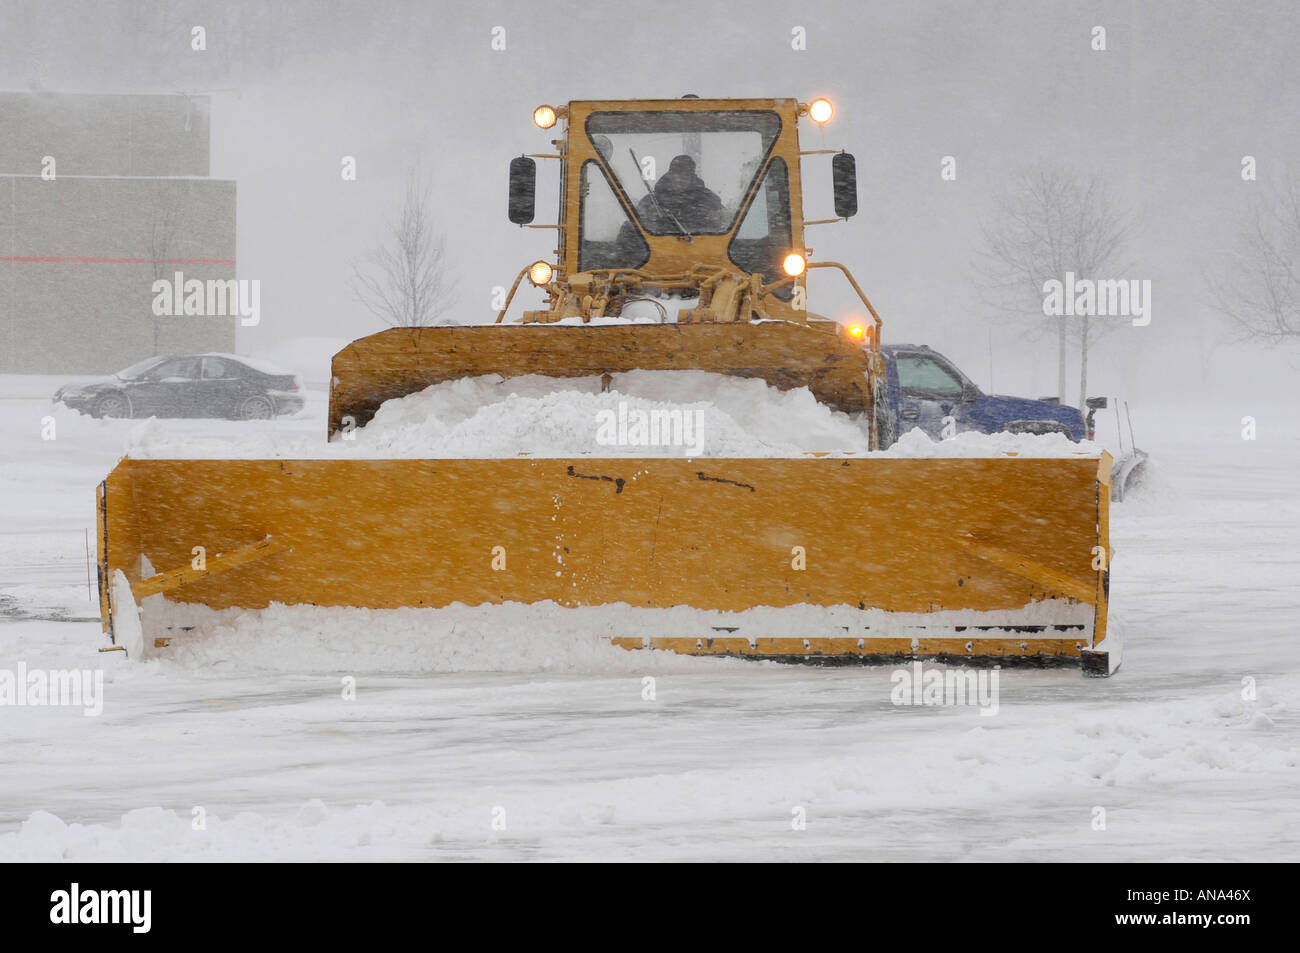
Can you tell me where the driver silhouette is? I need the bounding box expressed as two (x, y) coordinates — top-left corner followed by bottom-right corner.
(639, 154), (724, 233)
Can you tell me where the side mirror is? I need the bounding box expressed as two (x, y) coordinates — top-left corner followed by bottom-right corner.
(1086, 397), (1109, 410)
(508, 156), (536, 225)
(832, 152), (857, 219)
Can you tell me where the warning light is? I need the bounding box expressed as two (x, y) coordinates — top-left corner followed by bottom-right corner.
(808, 98), (834, 124)
(528, 260), (554, 285)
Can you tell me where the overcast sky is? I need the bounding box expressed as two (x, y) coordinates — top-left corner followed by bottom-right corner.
(4, 0), (1299, 406)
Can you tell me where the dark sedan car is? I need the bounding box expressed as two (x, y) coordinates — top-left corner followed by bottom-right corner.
(54, 353), (305, 420)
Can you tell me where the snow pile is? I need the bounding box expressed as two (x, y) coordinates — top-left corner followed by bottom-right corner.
(136, 598), (1095, 676)
(886, 427), (1102, 458)
(110, 571), (144, 661)
(1112, 453), (1180, 510)
(3, 803), (438, 862)
(151, 601), (711, 675)
(349, 371), (872, 457)
(122, 370), (1102, 460)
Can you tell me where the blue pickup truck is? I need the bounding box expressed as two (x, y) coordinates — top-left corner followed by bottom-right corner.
(881, 344), (1098, 445)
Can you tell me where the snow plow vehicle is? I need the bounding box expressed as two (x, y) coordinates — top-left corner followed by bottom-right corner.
(96, 96), (1120, 675)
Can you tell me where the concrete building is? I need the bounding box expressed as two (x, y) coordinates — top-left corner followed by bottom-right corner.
(0, 92), (236, 374)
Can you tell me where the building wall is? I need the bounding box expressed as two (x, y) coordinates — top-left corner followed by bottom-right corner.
(0, 92), (236, 374)
(0, 91), (211, 177)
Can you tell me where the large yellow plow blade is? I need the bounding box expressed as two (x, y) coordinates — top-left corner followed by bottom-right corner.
(97, 453), (1113, 670)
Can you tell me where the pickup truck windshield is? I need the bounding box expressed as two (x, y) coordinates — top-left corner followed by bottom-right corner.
(896, 354), (965, 397)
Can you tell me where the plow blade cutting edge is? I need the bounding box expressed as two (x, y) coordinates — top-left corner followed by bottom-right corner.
(96, 452), (1117, 673)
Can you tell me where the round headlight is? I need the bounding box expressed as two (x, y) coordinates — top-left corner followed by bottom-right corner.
(782, 252), (807, 277)
(808, 98), (834, 124)
(529, 260), (554, 285)
(533, 105), (557, 129)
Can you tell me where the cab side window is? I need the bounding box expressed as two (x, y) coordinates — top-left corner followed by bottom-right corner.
(578, 160), (649, 272)
(728, 157), (793, 297)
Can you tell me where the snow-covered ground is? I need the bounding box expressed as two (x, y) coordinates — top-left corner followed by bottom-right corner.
(1, 374), (1297, 861)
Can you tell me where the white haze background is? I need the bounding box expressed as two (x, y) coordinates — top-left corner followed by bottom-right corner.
(5, 0), (1299, 406)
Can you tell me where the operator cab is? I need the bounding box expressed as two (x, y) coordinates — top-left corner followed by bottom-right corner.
(579, 108), (793, 289)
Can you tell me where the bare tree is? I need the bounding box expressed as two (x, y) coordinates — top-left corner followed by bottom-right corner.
(1210, 178), (1300, 346)
(350, 164), (457, 328)
(974, 163), (1131, 408)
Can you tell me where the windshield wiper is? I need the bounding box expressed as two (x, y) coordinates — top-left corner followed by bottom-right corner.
(627, 147), (692, 243)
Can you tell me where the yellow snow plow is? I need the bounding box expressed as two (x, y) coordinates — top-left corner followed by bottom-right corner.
(95, 96), (1119, 674)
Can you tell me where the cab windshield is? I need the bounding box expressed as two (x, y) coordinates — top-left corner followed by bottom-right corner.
(586, 110), (782, 237)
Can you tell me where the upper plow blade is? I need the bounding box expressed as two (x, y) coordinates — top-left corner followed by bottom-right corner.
(328, 324), (877, 438)
(98, 453), (1112, 669)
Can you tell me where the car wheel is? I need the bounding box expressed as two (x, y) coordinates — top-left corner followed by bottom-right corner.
(239, 396), (275, 420)
(93, 394), (130, 419)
